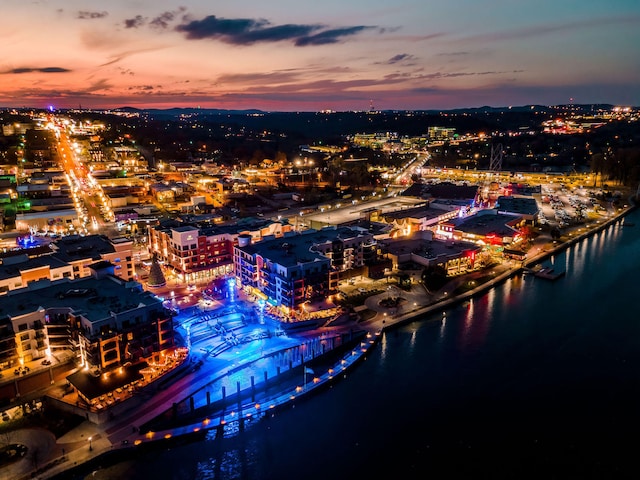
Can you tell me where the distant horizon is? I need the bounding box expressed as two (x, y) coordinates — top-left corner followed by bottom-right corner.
(2, 101), (637, 115)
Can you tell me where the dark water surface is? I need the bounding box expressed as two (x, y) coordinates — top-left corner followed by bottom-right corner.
(90, 209), (640, 479)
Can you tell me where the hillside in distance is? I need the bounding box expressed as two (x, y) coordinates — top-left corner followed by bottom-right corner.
(112, 104), (619, 140)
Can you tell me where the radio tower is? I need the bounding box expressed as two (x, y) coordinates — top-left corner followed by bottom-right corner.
(489, 143), (503, 173)
(476, 143), (504, 208)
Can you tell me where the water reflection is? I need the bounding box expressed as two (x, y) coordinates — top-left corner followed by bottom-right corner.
(379, 331), (388, 360)
(409, 327), (417, 349)
(439, 311), (447, 339)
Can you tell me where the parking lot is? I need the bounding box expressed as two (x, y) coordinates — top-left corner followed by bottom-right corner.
(538, 182), (618, 228)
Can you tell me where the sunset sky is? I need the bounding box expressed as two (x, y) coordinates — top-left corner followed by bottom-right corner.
(1, 0), (638, 111)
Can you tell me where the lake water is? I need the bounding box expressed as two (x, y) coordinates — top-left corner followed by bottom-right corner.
(85, 207), (640, 479)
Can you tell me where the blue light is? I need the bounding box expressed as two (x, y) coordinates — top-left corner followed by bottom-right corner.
(17, 235), (37, 248)
(227, 278), (236, 302)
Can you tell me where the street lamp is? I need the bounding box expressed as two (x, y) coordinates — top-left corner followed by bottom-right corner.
(88, 436), (93, 451)
(295, 158), (313, 185)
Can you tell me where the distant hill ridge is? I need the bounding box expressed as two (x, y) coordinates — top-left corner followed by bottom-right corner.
(104, 104), (622, 138)
(113, 104), (619, 116)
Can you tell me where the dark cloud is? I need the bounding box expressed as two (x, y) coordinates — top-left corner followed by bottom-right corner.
(77, 11), (108, 20)
(150, 7), (187, 29)
(3, 67), (70, 74)
(175, 15), (372, 46)
(295, 26), (373, 46)
(124, 15), (145, 29)
(385, 53), (417, 65)
(388, 54), (411, 63)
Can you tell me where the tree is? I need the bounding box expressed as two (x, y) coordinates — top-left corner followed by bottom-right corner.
(590, 153), (605, 187)
(421, 264), (448, 291)
(147, 253), (167, 287)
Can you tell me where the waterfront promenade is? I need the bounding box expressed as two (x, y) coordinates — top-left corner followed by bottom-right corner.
(3, 199), (637, 480)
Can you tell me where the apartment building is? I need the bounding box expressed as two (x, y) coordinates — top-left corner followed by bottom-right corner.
(0, 271), (172, 377)
(0, 234), (134, 294)
(234, 226), (381, 317)
(49, 234), (135, 281)
(148, 218), (293, 284)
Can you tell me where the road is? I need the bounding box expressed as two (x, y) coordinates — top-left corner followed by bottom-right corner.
(53, 126), (116, 236)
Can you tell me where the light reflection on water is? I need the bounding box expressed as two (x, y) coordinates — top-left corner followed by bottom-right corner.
(409, 327), (417, 349)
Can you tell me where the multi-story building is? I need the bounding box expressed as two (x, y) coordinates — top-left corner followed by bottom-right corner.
(427, 126), (456, 141)
(0, 234), (134, 294)
(50, 234), (135, 281)
(307, 226), (377, 275)
(148, 218), (293, 284)
(234, 226), (382, 318)
(0, 269), (172, 376)
(0, 252), (74, 294)
(234, 230), (335, 318)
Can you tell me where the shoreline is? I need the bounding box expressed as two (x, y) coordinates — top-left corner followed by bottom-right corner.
(363, 200), (638, 335)
(18, 199), (639, 480)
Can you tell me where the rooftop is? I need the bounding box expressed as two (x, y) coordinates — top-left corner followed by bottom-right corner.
(1, 275), (161, 322)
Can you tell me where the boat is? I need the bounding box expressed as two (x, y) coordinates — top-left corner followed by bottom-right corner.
(534, 267), (565, 280)
(622, 221), (635, 227)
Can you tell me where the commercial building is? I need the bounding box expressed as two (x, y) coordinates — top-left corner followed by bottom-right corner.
(380, 230), (483, 278)
(435, 209), (524, 247)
